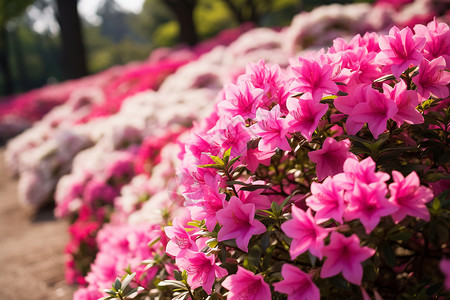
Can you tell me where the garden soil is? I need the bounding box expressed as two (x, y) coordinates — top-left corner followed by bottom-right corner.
(0, 148), (76, 300)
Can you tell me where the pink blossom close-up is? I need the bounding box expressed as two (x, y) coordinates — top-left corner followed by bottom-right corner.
(281, 207), (329, 259)
(306, 177), (346, 224)
(273, 263), (320, 300)
(308, 137), (356, 181)
(290, 57), (339, 101)
(176, 250), (227, 294)
(221, 266), (271, 300)
(344, 181), (398, 234)
(216, 196), (266, 252)
(388, 170), (434, 223)
(320, 232), (376, 285)
(375, 26), (426, 78)
(253, 105), (291, 152)
(285, 95), (328, 141)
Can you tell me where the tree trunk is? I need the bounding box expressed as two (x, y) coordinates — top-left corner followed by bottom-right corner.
(9, 27), (31, 91)
(0, 26), (14, 96)
(162, 0), (198, 46)
(55, 0), (88, 79)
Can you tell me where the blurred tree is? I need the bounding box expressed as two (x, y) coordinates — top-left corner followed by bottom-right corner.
(55, 0), (88, 79)
(0, 0), (34, 95)
(160, 0), (198, 45)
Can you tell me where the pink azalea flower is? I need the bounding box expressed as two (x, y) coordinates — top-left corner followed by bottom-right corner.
(334, 157), (390, 191)
(210, 115), (253, 159)
(308, 138), (356, 181)
(164, 218), (198, 257)
(238, 179), (271, 210)
(290, 57), (339, 101)
(240, 59), (290, 110)
(375, 26), (426, 78)
(320, 232), (375, 285)
(306, 177), (346, 224)
(216, 196), (266, 252)
(388, 171), (434, 223)
(221, 266), (271, 300)
(190, 174), (226, 231)
(284, 95), (328, 141)
(412, 57), (450, 101)
(344, 181), (398, 234)
(176, 250), (227, 294)
(383, 80), (423, 126)
(350, 86), (398, 139)
(414, 19), (450, 67)
(245, 147), (273, 173)
(253, 105), (291, 152)
(439, 259), (450, 290)
(273, 264), (320, 300)
(281, 207), (329, 259)
(217, 81), (264, 119)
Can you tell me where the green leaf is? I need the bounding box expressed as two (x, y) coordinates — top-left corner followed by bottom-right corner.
(328, 275), (350, 290)
(279, 191), (300, 210)
(124, 287), (139, 297)
(271, 201), (281, 216)
(121, 273), (135, 290)
(114, 278), (121, 291)
(374, 73), (396, 82)
(158, 280), (187, 289)
(388, 231), (412, 241)
(223, 147), (232, 160)
(210, 155), (225, 166)
(248, 245), (262, 270)
(173, 291), (190, 300)
(381, 242), (396, 267)
(239, 184), (270, 191)
(174, 270), (183, 281)
(198, 164), (223, 169)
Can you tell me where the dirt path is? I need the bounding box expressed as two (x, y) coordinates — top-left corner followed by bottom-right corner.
(0, 148), (76, 300)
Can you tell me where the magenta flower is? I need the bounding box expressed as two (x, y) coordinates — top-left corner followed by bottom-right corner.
(165, 218), (198, 257)
(190, 174), (226, 231)
(414, 19), (450, 67)
(290, 57), (339, 101)
(412, 57), (450, 101)
(350, 87), (398, 139)
(216, 196), (266, 252)
(281, 207), (329, 259)
(221, 266), (271, 300)
(176, 250), (227, 294)
(238, 179), (271, 210)
(308, 138), (356, 181)
(344, 181), (398, 234)
(383, 80), (423, 126)
(210, 115), (253, 158)
(334, 157), (390, 191)
(306, 177), (346, 224)
(439, 259), (450, 290)
(388, 171), (434, 223)
(375, 26), (426, 78)
(285, 96), (328, 141)
(241, 59), (290, 110)
(218, 81), (264, 119)
(253, 105), (291, 152)
(320, 232), (375, 285)
(273, 264), (320, 300)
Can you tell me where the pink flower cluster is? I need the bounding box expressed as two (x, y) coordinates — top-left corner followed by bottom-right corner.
(172, 18), (449, 299)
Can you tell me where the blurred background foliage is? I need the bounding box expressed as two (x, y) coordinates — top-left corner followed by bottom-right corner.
(0, 0), (373, 96)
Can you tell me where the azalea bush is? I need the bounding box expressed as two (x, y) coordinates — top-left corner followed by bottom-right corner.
(87, 17), (450, 300)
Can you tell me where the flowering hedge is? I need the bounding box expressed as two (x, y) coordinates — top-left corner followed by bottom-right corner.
(68, 15), (450, 300)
